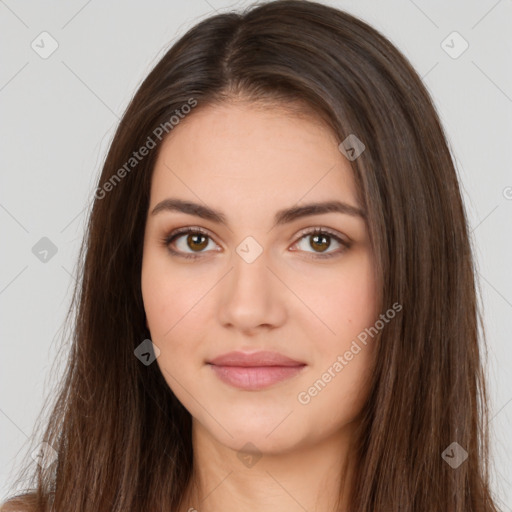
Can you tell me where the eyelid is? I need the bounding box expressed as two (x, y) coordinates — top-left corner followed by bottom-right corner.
(168, 225), (212, 239)
(295, 226), (350, 244)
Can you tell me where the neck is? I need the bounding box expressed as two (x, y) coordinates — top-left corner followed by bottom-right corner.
(178, 419), (357, 512)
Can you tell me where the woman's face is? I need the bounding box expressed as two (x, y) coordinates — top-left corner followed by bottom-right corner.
(141, 101), (379, 453)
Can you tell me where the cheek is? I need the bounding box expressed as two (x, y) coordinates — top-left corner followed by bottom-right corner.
(141, 249), (220, 401)
(291, 252), (378, 411)
(141, 262), (171, 337)
(293, 267), (378, 427)
(141, 254), (200, 393)
(292, 252), (378, 346)
(141, 249), (204, 339)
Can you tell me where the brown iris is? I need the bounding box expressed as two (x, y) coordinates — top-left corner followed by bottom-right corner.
(187, 233), (209, 252)
(310, 233), (331, 253)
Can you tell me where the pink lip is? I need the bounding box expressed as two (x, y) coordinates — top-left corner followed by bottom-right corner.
(207, 351), (306, 390)
(208, 350), (304, 367)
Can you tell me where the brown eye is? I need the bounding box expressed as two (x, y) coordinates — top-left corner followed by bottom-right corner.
(292, 228), (350, 259)
(164, 227), (218, 259)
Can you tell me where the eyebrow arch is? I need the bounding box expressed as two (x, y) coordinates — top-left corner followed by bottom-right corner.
(150, 198), (366, 227)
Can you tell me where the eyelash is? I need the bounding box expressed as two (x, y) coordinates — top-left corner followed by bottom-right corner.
(161, 226), (351, 260)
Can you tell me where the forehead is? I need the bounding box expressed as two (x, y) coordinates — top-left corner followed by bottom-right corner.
(149, 102), (360, 218)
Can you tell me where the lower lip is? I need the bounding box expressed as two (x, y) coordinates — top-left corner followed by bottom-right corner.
(209, 364), (305, 390)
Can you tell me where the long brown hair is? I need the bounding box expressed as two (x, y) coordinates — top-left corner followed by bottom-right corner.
(2, 1), (501, 510)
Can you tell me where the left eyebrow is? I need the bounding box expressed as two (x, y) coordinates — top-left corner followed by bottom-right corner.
(150, 198), (366, 229)
(274, 200), (366, 225)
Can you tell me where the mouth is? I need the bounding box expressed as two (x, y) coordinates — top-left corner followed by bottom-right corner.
(206, 350), (306, 391)
(208, 364), (306, 390)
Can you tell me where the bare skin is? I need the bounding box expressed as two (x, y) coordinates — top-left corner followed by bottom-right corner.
(141, 101), (379, 512)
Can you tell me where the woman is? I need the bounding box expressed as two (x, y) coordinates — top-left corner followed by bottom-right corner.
(2, 0), (501, 510)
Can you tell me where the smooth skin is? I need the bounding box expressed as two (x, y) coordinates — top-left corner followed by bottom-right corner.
(141, 101), (379, 512)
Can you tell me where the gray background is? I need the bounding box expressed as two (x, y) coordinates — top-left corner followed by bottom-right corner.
(1, 0), (511, 508)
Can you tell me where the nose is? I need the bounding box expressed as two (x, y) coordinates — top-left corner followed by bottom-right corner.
(217, 245), (287, 333)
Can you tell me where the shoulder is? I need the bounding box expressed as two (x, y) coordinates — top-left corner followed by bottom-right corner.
(0, 495), (39, 512)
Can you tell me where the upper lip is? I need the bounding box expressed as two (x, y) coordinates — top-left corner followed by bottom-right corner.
(208, 351), (305, 367)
